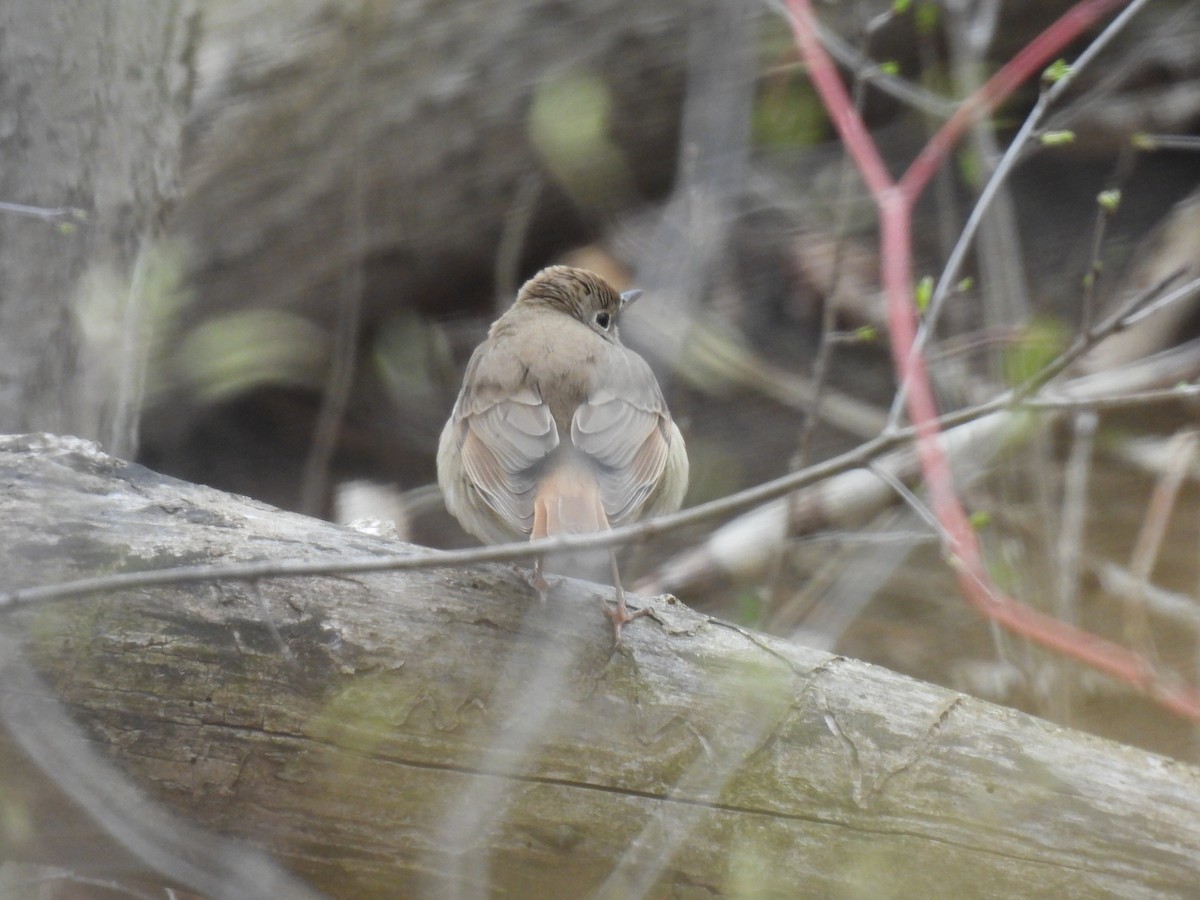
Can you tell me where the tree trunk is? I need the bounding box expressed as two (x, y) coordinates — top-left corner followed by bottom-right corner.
(0, 2), (196, 456)
(1, 432), (1198, 898)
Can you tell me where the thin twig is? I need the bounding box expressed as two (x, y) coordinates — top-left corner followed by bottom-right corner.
(794, 28), (875, 467)
(493, 173), (543, 312)
(762, 0), (959, 120)
(783, 0), (1200, 723)
(0, 200), (88, 224)
(1051, 410), (1098, 717)
(1026, 382), (1200, 412)
(6, 269), (1198, 613)
(1012, 271), (1200, 402)
(887, 0), (1150, 428)
(299, 23), (369, 516)
(1125, 430), (1199, 662)
(865, 460), (943, 538)
(1132, 134), (1200, 153)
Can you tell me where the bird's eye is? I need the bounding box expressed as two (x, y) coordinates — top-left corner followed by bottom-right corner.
(594, 311), (611, 330)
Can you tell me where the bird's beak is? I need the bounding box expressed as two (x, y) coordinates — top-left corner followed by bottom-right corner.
(620, 288), (644, 311)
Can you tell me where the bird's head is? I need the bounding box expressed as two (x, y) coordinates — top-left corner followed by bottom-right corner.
(515, 265), (640, 342)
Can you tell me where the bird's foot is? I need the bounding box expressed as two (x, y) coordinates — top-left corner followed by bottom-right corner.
(525, 560), (562, 604)
(601, 588), (650, 648)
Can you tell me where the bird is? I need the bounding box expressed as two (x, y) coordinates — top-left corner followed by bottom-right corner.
(437, 265), (688, 644)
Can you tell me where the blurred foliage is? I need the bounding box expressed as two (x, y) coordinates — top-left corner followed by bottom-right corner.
(372, 310), (453, 415)
(913, 0), (940, 36)
(74, 265), (143, 364)
(753, 78), (827, 149)
(177, 309), (329, 403)
(1002, 316), (1069, 387)
(75, 241), (193, 423)
(735, 590), (764, 627)
(685, 439), (748, 508)
(956, 143), (984, 190)
(0, 783), (33, 851)
(753, 16), (827, 150)
(528, 71), (634, 214)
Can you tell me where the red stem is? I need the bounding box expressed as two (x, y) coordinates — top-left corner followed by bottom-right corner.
(901, 0), (1132, 200)
(784, 0), (1200, 721)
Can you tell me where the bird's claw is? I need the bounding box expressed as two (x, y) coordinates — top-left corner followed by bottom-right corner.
(602, 592), (650, 648)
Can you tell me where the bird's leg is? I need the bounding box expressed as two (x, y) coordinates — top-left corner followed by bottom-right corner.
(527, 554), (560, 604)
(601, 549), (649, 647)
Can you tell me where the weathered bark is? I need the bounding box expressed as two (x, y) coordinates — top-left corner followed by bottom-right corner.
(1, 432), (1199, 898)
(167, 0), (1200, 338)
(0, 2), (196, 455)
(170, 0), (693, 328)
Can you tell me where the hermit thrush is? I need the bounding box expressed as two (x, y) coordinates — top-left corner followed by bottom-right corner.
(437, 265), (688, 643)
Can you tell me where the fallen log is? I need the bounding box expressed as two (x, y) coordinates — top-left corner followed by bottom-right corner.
(1, 433), (1198, 898)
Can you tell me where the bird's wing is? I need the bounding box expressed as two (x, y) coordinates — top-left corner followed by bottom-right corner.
(453, 346), (559, 536)
(570, 347), (675, 526)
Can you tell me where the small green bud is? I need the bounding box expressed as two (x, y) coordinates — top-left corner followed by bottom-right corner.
(1039, 130), (1075, 147)
(1041, 59), (1073, 85)
(915, 275), (934, 313)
